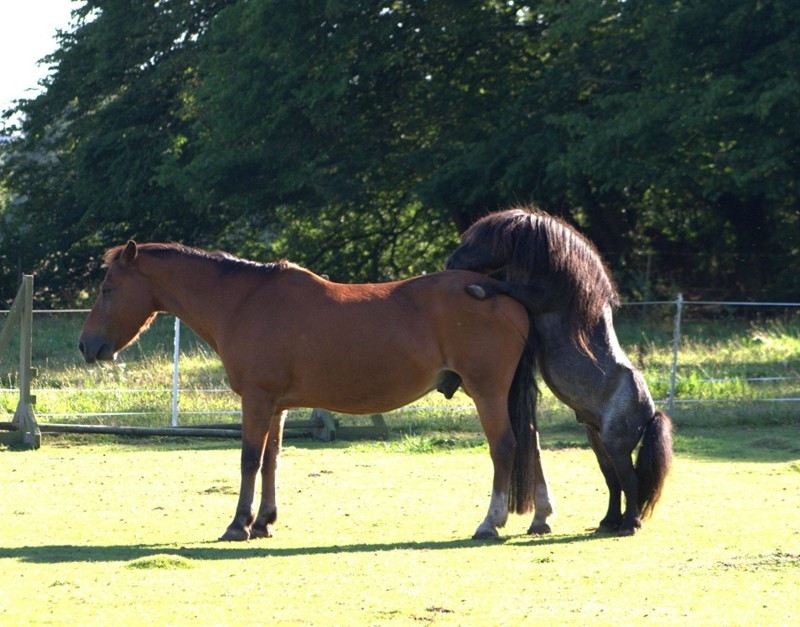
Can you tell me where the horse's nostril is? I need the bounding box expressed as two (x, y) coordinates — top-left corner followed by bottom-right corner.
(78, 341), (85, 355)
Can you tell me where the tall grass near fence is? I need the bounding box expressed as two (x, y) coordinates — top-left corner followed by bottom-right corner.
(1, 308), (798, 436)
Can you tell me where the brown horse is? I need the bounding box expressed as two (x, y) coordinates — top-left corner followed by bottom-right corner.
(447, 207), (673, 536)
(79, 241), (540, 541)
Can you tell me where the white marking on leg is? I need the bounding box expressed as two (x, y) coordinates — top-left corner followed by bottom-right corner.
(474, 490), (508, 539)
(529, 431), (554, 534)
(529, 482), (554, 534)
(535, 482), (554, 517)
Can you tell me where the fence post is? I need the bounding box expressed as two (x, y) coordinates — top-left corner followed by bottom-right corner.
(172, 316), (181, 427)
(11, 276), (41, 448)
(667, 293), (683, 415)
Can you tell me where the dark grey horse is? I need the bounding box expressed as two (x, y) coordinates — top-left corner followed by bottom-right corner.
(446, 207), (673, 536)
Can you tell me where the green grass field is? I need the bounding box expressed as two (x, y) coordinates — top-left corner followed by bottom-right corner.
(1, 429), (798, 625)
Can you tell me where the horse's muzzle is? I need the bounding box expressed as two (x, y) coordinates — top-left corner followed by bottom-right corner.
(78, 336), (116, 364)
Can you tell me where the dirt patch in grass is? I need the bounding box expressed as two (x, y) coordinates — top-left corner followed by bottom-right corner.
(717, 551), (800, 572)
(126, 554), (195, 570)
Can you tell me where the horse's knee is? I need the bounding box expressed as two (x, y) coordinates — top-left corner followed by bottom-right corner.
(242, 461), (260, 476)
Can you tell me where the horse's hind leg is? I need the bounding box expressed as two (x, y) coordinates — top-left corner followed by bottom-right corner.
(251, 410), (287, 538)
(585, 423), (624, 532)
(604, 437), (642, 536)
(472, 395), (516, 540)
(465, 281), (555, 533)
(527, 430), (554, 535)
(589, 417), (646, 535)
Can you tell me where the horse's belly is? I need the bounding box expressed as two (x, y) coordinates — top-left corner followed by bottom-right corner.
(280, 358), (438, 414)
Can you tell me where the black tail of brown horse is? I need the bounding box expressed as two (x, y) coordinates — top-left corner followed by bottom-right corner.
(507, 316), (539, 515)
(635, 410), (674, 519)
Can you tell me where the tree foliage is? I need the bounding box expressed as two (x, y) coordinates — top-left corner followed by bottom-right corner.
(1, 0), (798, 305)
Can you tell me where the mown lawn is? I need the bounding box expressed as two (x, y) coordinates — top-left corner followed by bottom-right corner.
(1, 426), (798, 625)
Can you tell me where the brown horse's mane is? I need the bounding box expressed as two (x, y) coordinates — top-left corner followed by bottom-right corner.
(103, 242), (295, 276)
(464, 207), (619, 356)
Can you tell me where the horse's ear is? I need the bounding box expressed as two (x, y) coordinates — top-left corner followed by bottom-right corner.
(121, 240), (138, 265)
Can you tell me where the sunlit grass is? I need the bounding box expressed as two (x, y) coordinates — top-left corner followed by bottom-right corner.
(1, 432), (798, 625)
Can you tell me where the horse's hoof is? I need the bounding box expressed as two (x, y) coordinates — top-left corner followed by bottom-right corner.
(617, 517), (642, 537)
(472, 532), (502, 542)
(472, 528), (501, 541)
(249, 524), (274, 539)
(219, 526), (250, 542)
(595, 517), (621, 534)
(527, 522), (552, 535)
(466, 284), (488, 299)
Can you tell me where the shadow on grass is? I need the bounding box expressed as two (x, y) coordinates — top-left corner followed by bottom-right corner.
(0, 531), (608, 564)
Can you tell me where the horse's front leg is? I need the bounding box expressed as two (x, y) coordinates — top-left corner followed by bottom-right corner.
(251, 410), (287, 538)
(220, 391), (274, 541)
(527, 430), (554, 534)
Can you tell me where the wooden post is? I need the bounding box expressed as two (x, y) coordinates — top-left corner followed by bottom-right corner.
(8, 276), (41, 448)
(310, 408), (337, 442)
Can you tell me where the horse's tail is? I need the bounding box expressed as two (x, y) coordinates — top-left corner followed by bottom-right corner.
(635, 410), (674, 519)
(507, 314), (539, 515)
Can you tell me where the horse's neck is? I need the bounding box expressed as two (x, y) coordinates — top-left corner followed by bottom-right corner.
(143, 255), (241, 351)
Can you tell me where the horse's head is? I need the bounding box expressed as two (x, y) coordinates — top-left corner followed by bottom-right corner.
(446, 244), (506, 274)
(79, 241), (158, 364)
(445, 223), (508, 275)
(445, 209), (533, 278)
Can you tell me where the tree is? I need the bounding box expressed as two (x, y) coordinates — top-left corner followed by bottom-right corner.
(2, 0), (798, 304)
(161, 0), (523, 279)
(442, 0), (800, 298)
(1, 0), (236, 303)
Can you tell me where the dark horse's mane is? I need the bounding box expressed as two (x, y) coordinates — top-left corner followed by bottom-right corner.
(103, 242), (294, 276)
(464, 207), (619, 356)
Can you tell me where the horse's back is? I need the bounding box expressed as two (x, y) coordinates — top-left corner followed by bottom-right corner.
(221, 268), (529, 413)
